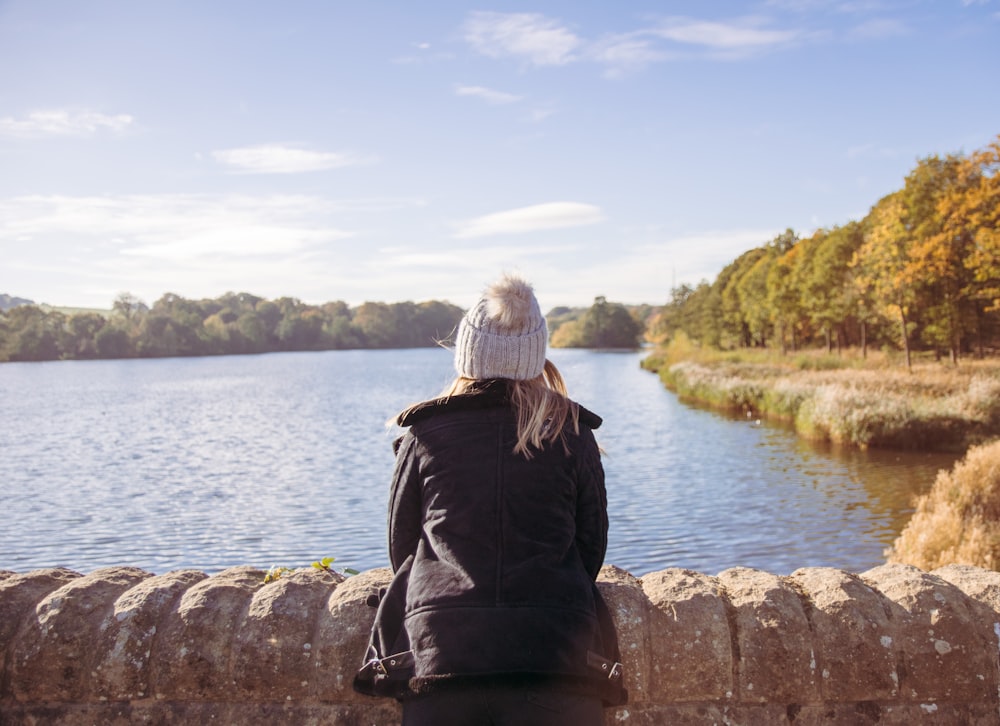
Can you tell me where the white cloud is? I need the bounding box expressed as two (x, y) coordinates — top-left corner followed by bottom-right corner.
(0, 193), (381, 306)
(763, 1), (894, 14)
(589, 34), (672, 76)
(0, 109), (133, 138)
(211, 144), (372, 174)
(0, 190), (790, 309)
(453, 202), (606, 239)
(455, 85), (523, 105)
(0, 193), (353, 257)
(384, 228), (783, 308)
(463, 11), (582, 66)
(460, 11), (808, 76)
(650, 18), (801, 51)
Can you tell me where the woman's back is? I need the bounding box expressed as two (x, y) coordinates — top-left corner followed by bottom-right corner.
(355, 274), (625, 724)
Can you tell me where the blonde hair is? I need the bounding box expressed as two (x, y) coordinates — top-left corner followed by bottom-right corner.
(439, 359), (580, 459)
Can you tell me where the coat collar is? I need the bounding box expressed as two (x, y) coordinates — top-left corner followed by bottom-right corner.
(396, 378), (602, 430)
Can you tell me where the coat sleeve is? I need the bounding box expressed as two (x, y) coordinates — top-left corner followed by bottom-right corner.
(574, 426), (608, 580)
(388, 431), (423, 572)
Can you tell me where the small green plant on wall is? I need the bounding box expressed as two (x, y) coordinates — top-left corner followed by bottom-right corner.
(264, 556), (359, 583)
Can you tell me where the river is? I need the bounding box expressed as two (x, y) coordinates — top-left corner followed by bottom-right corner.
(0, 348), (958, 576)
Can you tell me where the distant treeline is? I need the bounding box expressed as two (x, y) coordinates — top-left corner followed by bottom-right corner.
(0, 292), (465, 362)
(0, 291), (655, 363)
(548, 297), (652, 349)
(652, 135), (1000, 366)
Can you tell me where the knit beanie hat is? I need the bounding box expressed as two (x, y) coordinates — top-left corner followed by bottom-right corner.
(454, 274), (548, 381)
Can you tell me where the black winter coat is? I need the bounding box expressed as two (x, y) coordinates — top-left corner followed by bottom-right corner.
(358, 379), (624, 704)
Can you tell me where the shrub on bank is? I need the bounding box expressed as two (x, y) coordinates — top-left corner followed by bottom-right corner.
(643, 343), (1000, 451)
(886, 439), (1000, 570)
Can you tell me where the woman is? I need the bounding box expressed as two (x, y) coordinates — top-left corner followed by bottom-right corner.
(355, 274), (625, 725)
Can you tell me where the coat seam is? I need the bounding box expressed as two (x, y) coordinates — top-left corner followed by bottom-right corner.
(495, 422), (504, 605)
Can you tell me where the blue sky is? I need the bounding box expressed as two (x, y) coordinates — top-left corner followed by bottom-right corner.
(1, 0), (997, 311)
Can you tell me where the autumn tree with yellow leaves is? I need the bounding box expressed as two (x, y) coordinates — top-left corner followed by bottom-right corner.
(658, 135), (1000, 364)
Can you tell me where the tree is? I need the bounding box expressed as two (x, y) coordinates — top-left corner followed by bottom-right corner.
(413, 300), (464, 346)
(550, 297), (642, 348)
(65, 312), (107, 358)
(319, 301), (361, 349)
(962, 138), (1000, 312)
(352, 302), (399, 348)
(111, 293), (148, 325)
(255, 300), (283, 343)
(3, 306), (63, 361)
(767, 243), (804, 354)
(901, 154), (975, 362)
(735, 231), (797, 349)
(720, 247), (768, 348)
(934, 137), (1000, 355)
(651, 284), (695, 343)
(801, 223), (866, 354)
(95, 325), (132, 358)
(853, 192), (919, 369)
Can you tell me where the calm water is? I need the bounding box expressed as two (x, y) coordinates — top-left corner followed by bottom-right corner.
(0, 348), (958, 577)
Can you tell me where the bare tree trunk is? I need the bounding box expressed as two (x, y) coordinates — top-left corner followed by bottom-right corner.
(899, 307), (911, 372)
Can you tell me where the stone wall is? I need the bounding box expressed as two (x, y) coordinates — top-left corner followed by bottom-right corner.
(3, 562), (1000, 725)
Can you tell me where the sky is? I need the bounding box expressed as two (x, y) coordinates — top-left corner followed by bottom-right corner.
(1, 1), (998, 312)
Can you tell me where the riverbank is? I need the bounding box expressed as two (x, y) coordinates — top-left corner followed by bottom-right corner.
(641, 336), (1000, 452)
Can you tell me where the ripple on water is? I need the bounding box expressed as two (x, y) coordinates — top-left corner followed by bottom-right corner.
(0, 349), (959, 575)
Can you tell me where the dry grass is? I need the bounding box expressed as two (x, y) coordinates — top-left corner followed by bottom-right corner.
(886, 439), (1000, 570)
(642, 335), (1000, 451)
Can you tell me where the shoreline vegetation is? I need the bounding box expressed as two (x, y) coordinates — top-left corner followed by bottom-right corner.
(887, 438), (1000, 571)
(641, 333), (1000, 454)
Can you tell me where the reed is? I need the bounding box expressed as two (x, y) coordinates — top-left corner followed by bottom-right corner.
(886, 439), (1000, 570)
(643, 336), (1000, 451)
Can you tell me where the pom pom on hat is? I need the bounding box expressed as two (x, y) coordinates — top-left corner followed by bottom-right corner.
(454, 273), (548, 380)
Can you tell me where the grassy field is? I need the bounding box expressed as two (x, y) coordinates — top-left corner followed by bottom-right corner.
(642, 334), (1000, 452)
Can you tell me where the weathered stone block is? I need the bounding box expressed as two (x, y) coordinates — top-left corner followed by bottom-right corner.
(639, 568), (733, 702)
(864, 562), (997, 703)
(0, 567), (80, 699)
(790, 566), (898, 702)
(312, 566), (394, 704)
(598, 564), (651, 703)
(93, 569), (207, 700)
(8, 566), (151, 702)
(718, 567), (817, 704)
(151, 565), (264, 700)
(232, 567), (343, 702)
